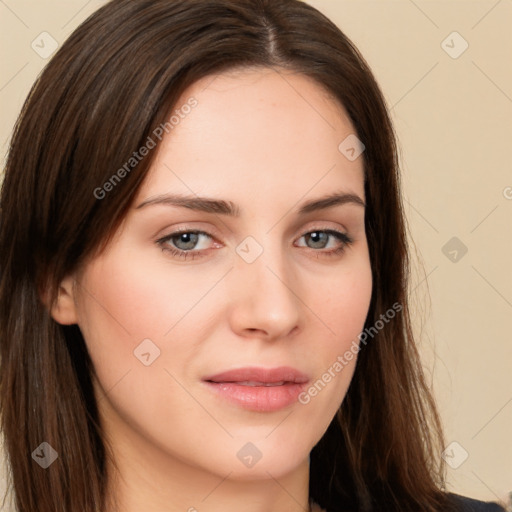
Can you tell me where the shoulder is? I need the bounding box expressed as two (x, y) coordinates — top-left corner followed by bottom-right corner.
(447, 492), (507, 512)
(311, 494), (507, 512)
(310, 494), (507, 512)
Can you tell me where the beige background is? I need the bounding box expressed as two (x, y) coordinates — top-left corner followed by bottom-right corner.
(0, 0), (511, 509)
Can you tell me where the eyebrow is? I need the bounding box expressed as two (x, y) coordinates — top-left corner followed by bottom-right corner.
(135, 191), (366, 216)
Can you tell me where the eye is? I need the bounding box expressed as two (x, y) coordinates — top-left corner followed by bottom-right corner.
(156, 230), (215, 260)
(156, 227), (354, 261)
(296, 229), (354, 257)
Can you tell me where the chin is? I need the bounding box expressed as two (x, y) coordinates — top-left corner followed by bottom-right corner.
(217, 457), (307, 482)
(208, 436), (312, 480)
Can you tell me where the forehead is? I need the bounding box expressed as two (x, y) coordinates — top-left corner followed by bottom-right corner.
(138, 67), (365, 209)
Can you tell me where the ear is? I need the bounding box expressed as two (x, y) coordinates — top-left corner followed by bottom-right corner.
(48, 275), (79, 325)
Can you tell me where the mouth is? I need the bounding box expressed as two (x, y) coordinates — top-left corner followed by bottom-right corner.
(223, 381), (288, 386)
(202, 366), (309, 412)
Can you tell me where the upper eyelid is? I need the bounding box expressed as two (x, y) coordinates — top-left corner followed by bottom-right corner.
(160, 224), (349, 237)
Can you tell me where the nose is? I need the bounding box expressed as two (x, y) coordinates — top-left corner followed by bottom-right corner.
(227, 240), (302, 340)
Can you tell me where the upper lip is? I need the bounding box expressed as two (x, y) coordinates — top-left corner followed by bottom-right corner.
(203, 366), (309, 384)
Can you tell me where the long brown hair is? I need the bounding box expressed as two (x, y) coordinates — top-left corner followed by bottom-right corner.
(0, 1), (460, 511)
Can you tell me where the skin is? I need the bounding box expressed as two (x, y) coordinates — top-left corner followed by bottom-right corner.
(51, 67), (373, 512)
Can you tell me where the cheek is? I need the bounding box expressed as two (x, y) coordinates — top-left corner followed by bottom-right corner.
(303, 257), (372, 403)
(320, 255), (373, 346)
(75, 258), (202, 436)
(76, 251), (204, 345)
(74, 252), (229, 396)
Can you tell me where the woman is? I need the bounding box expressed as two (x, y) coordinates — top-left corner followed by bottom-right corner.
(0, 1), (506, 511)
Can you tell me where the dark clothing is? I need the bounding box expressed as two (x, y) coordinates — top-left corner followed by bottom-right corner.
(448, 493), (507, 512)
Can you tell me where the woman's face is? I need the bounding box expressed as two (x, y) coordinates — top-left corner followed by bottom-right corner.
(57, 67), (372, 482)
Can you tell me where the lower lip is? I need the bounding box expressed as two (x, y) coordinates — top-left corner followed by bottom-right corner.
(202, 381), (307, 412)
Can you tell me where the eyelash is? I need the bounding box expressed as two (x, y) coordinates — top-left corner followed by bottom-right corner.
(156, 227), (354, 261)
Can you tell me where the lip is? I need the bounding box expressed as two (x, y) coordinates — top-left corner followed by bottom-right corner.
(202, 366), (309, 412)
